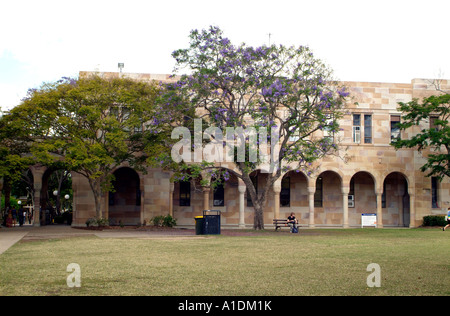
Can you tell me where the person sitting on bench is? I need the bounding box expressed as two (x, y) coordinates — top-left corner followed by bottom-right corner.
(287, 212), (298, 232)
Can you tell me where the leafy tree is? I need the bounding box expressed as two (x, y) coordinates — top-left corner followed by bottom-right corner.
(0, 109), (37, 214)
(163, 26), (349, 229)
(14, 75), (161, 219)
(392, 94), (450, 180)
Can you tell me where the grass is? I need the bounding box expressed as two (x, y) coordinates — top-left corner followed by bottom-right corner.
(0, 228), (449, 296)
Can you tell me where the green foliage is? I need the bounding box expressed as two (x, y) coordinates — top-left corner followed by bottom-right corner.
(151, 214), (177, 227)
(422, 215), (447, 227)
(392, 94), (450, 180)
(85, 218), (97, 227)
(1, 196), (19, 209)
(11, 75), (161, 218)
(85, 217), (110, 227)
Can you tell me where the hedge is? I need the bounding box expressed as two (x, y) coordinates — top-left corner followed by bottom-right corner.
(422, 215), (447, 227)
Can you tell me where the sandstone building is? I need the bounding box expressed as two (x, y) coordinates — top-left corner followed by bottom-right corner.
(29, 72), (450, 228)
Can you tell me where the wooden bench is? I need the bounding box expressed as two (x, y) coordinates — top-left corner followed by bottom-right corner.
(273, 218), (299, 231)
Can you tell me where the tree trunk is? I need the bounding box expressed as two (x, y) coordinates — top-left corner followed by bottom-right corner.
(89, 179), (103, 219)
(4, 179), (11, 212)
(241, 170), (265, 230)
(253, 203), (265, 230)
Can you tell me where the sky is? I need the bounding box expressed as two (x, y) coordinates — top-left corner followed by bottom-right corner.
(1, 0), (449, 111)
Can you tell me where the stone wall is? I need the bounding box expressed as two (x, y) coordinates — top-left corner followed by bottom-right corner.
(38, 73), (450, 228)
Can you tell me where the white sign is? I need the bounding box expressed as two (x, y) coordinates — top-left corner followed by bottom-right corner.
(361, 213), (377, 228)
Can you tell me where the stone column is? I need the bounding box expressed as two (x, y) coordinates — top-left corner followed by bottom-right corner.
(308, 186), (315, 228)
(139, 183), (144, 225)
(409, 191), (416, 228)
(32, 166), (46, 227)
(273, 181), (281, 220)
(342, 186), (349, 228)
(238, 181), (246, 229)
(33, 183), (42, 227)
(0, 178), (3, 215)
(376, 191), (383, 228)
(169, 182), (174, 217)
(202, 187), (210, 211)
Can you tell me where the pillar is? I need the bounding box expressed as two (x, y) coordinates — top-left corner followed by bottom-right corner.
(308, 186), (315, 228)
(33, 183), (42, 227)
(376, 191), (383, 228)
(169, 182), (174, 217)
(409, 191), (416, 228)
(342, 186), (349, 228)
(0, 177), (3, 215)
(32, 166), (46, 227)
(139, 182), (144, 225)
(202, 187), (210, 211)
(238, 180), (246, 229)
(273, 180), (281, 220)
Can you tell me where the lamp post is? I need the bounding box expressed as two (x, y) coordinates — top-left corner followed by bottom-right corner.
(64, 194), (70, 212)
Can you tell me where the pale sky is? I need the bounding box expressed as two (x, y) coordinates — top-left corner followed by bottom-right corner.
(1, 0), (449, 111)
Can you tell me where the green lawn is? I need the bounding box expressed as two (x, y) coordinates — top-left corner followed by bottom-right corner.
(1, 228), (449, 296)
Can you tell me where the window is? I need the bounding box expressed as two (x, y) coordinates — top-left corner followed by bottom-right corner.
(431, 177), (439, 208)
(179, 181), (191, 206)
(288, 124), (300, 142)
(430, 116), (439, 131)
(280, 177), (290, 207)
(390, 115), (401, 142)
(314, 177), (323, 207)
(364, 114), (372, 143)
(352, 114), (361, 143)
(348, 178), (355, 208)
(213, 182), (225, 207)
(323, 113), (334, 141)
(247, 174), (258, 207)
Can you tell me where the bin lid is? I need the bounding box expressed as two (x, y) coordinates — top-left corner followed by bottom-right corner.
(194, 216), (203, 219)
(203, 210), (221, 215)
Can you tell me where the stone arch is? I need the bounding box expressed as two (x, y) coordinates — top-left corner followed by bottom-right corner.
(382, 171), (410, 227)
(348, 171), (377, 226)
(35, 167), (72, 226)
(108, 167), (141, 226)
(314, 170), (343, 226)
(278, 170), (309, 222)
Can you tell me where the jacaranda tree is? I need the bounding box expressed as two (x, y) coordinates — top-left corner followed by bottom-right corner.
(164, 26), (349, 229)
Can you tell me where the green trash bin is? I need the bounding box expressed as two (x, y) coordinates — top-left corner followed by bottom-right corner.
(194, 216), (204, 235)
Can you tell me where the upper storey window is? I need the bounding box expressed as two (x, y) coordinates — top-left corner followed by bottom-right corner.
(352, 114), (372, 144)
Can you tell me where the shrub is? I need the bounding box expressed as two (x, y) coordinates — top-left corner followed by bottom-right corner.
(163, 215), (177, 227)
(423, 215), (446, 227)
(151, 214), (177, 227)
(96, 218), (110, 227)
(151, 215), (164, 227)
(86, 218), (97, 227)
(85, 217), (110, 227)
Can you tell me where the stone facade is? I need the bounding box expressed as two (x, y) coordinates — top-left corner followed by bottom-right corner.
(30, 73), (450, 228)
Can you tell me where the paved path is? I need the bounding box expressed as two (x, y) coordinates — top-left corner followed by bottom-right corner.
(0, 225), (196, 255)
(0, 230), (29, 255)
(0, 225), (94, 254)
